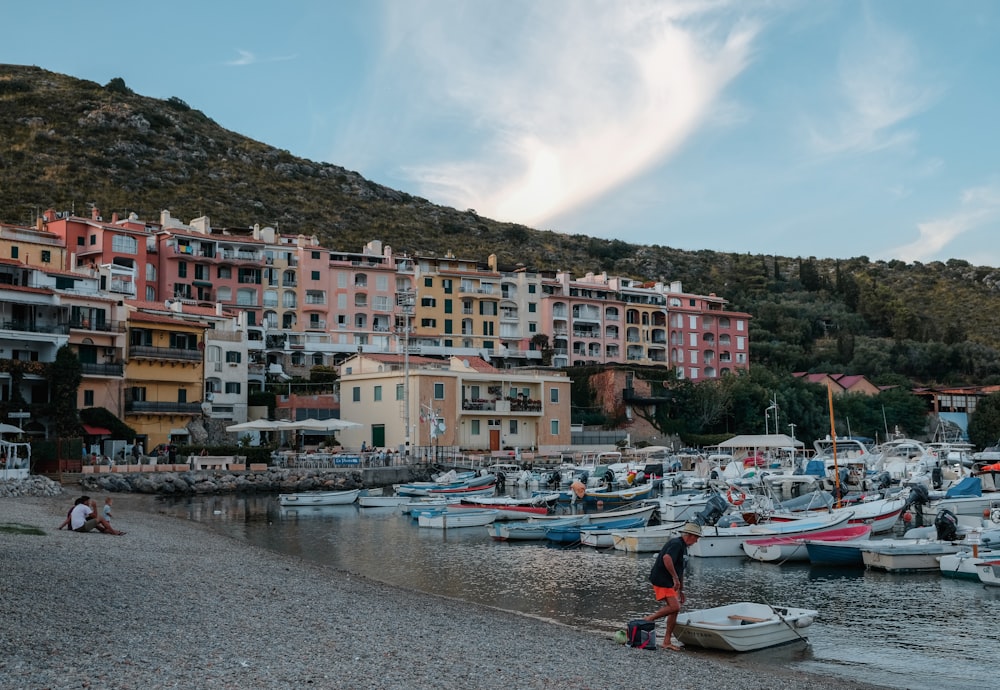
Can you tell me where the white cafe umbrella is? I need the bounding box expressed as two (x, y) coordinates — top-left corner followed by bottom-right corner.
(225, 419), (295, 433)
(0, 423), (25, 434)
(289, 418), (362, 432)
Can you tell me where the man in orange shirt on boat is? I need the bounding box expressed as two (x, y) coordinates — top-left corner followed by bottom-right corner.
(644, 522), (701, 650)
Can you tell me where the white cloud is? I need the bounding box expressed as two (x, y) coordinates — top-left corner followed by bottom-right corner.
(225, 50), (296, 67)
(807, 16), (940, 156)
(889, 182), (1000, 262)
(381, 1), (761, 227)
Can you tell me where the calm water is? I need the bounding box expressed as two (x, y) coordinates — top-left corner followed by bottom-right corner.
(134, 493), (998, 690)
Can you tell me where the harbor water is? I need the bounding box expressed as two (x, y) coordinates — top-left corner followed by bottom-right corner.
(137, 493), (997, 690)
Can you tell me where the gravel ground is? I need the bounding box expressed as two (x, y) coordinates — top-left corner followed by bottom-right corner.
(0, 495), (890, 690)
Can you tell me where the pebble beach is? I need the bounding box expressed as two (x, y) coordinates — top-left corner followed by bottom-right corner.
(0, 492), (890, 690)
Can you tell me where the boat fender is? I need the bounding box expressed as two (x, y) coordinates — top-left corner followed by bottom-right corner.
(795, 615), (814, 628)
(727, 487), (747, 507)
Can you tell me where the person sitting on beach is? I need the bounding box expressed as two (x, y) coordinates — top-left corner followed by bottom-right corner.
(69, 496), (125, 536)
(58, 496), (88, 530)
(103, 497), (114, 525)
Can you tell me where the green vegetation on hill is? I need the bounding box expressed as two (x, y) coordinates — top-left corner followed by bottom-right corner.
(3, 64), (1000, 388)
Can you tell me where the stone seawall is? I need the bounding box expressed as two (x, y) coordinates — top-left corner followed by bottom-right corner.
(77, 467), (428, 495)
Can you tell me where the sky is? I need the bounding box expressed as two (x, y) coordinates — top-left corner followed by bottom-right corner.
(3, 1), (1000, 266)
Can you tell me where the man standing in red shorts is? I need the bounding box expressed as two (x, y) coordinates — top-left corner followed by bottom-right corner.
(645, 522), (701, 650)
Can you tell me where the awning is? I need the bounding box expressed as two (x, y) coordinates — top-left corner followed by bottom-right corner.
(193, 280), (213, 287)
(169, 428), (190, 436)
(82, 424), (112, 436)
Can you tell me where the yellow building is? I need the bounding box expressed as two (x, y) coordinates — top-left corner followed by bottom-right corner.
(337, 354), (571, 454)
(124, 302), (208, 448)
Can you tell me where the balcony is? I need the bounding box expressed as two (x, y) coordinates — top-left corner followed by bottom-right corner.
(2, 320), (70, 335)
(68, 318), (126, 333)
(80, 362), (124, 377)
(108, 280), (136, 296)
(220, 250), (263, 263)
(125, 401), (203, 414)
(128, 345), (202, 362)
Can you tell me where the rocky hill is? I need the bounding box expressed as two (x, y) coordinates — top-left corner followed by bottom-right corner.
(3, 63), (1000, 384)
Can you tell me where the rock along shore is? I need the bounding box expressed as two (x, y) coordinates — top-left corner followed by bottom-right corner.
(0, 491), (890, 690)
(77, 468), (375, 495)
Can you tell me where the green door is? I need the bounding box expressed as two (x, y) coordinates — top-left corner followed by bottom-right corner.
(372, 424), (385, 448)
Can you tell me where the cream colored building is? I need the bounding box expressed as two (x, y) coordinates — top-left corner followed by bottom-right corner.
(337, 354), (571, 454)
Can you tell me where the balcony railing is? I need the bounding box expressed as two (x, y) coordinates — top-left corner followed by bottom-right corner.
(125, 401), (203, 414)
(128, 345), (202, 362)
(2, 320), (70, 335)
(68, 318), (125, 333)
(80, 362), (124, 377)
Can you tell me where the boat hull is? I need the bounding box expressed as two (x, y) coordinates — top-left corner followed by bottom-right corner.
(674, 602), (817, 652)
(417, 509), (498, 528)
(743, 525), (872, 563)
(689, 513), (853, 558)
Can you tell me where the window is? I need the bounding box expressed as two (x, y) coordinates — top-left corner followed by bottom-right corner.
(311, 251), (321, 260)
(311, 270), (320, 281)
(528, 284), (536, 293)
(352, 386), (361, 402)
(218, 266), (232, 279)
(444, 320), (453, 334)
(550, 388), (559, 403)
(509, 420), (518, 434)
(41, 250), (51, 263)
(178, 388), (187, 403)
(550, 419), (559, 435)
(112, 235), (138, 253)
(10, 246), (18, 258)
(529, 323), (537, 333)
(83, 390), (94, 406)
(225, 382), (241, 394)
(225, 351), (242, 363)
(90, 234), (97, 245)
(434, 383), (444, 399)
(442, 278), (453, 294)
(528, 303), (536, 313)
(444, 299), (453, 314)
(421, 318), (437, 328)
(374, 385), (382, 402)
(470, 419), (480, 435)
(177, 262), (188, 278)
(421, 297), (436, 307)
(396, 384), (405, 400)
(424, 277), (433, 288)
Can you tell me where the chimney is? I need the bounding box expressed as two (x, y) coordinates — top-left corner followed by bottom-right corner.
(36, 216), (44, 232)
(91, 207), (100, 221)
(112, 212), (119, 223)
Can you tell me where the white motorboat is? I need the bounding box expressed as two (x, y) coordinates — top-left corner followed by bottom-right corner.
(674, 602), (817, 652)
(611, 523), (684, 553)
(644, 492), (714, 522)
(488, 516), (587, 541)
(278, 489), (360, 506)
(938, 548), (999, 580)
(358, 494), (411, 508)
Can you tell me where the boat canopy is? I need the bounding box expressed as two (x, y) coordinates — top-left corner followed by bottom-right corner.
(944, 476), (982, 498)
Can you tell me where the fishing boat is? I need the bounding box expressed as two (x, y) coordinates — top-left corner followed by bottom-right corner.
(938, 548), (999, 580)
(277, 489), (360, 506)
(860, 539), (964, 572)
(803, 537), (872, 566)
(417, 509), (499, 529)
(395, 472), (495, 497)
(769, 494), (905, 535)
(975, 559), (1000, 586)
(611, 523), (685, 553)
(673, 602), (817, 652)
(458, 492), (560, 519)
(689, 512), (853, 558)
(581, 482), (655, 507)
(358, 494), (412, 508)
(643, 491), (716, 523)
(742, 524), (872, 563)
(488, 516), (588, 541)
(545, 516), (648, 544)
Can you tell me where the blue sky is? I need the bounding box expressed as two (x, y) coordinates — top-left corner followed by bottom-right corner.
(3, 1), (999, 266)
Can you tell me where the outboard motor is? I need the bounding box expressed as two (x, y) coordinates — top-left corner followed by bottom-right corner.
(494, 472), (506, 492)
(871, 471), (892, 491)
(694, 493), (730, 527)
(546, 471), (561, 489)
(902, 484), (930, 527)
(935, 508), (959, 541)
(931, 466), (943, 490)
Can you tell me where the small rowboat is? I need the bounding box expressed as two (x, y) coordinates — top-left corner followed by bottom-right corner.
(278, 489), (360, 506)
(674, 602), (817, 652)
(417, 509), (499, 529)
(742, 524), (872, 563)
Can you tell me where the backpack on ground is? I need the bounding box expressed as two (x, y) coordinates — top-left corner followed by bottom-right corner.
(626, 619), (656, 649)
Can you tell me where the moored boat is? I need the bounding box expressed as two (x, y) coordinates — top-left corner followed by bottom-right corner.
(742, 523), (872, 563)
(860, 540), (963, 572)
(358, 494), (412, 508)
(546, 516), (648, 544)
(689, 512), (853, 558)
(975, 559), (1000, 586)
(417, 509), (499, 529)
(278, 489), (360, 506)
(803, 537), (872, 567)
(938, 548), (999, 580)
(673, 602), (817, 652)
(488, 515), (588, 541)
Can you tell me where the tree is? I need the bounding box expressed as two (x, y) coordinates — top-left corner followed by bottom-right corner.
(968, 392), (1000, 449)
(46, 345), (83, 437)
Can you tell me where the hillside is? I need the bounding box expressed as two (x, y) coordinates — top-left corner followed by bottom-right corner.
(3, 63), (1000, 385)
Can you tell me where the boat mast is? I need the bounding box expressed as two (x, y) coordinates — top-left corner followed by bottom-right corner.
(827, 387), (841, 508)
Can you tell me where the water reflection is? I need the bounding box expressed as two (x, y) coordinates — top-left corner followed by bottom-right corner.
(148, 493), (995, 690)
